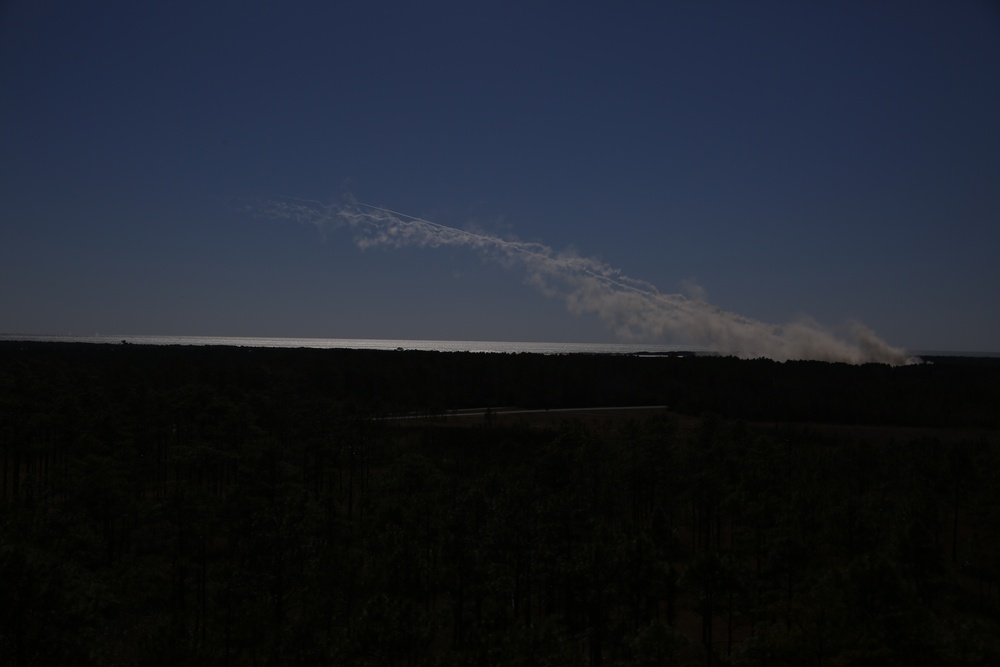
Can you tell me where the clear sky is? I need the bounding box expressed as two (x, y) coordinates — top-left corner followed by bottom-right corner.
(2, 1), (999, 355)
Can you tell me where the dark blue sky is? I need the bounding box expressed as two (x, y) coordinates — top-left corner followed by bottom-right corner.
(3, 1), (999, 353)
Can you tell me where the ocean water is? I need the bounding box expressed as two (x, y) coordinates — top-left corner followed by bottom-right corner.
(4, 334), (995, 358)
(0, 334), (696, 355)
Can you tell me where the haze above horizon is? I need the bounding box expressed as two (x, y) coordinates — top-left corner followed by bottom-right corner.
(2, 1), (998, 356)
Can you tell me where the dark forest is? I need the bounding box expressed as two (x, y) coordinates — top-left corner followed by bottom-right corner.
(2, 342), (999, 665)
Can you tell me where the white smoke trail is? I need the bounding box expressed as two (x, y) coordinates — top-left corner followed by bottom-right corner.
(255, 197), (910, 365)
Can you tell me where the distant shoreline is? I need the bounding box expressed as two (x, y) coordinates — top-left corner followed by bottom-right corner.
(1, 333), (997, 359)
(0, 333), (703, 356)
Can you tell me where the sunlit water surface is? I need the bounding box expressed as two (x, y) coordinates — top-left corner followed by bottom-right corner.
(3, 334), (995, 358)
(0, 334), (698, 355)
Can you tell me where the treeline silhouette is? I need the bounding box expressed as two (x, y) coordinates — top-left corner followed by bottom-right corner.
(2, 342), (999, 665)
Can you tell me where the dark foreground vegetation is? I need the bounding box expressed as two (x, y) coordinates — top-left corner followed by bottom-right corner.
(2, 342), (1000, 665)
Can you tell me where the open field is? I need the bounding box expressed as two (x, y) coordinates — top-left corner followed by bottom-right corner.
(416, 403), (1000, 445)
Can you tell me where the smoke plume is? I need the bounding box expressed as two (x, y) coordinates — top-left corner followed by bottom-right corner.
(257, 197), (910, 365)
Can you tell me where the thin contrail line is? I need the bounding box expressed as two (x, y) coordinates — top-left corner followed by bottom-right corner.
(357, 202), (664, 298)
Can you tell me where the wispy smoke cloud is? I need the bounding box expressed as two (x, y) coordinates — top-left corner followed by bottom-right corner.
(255, 197), (910, 365)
